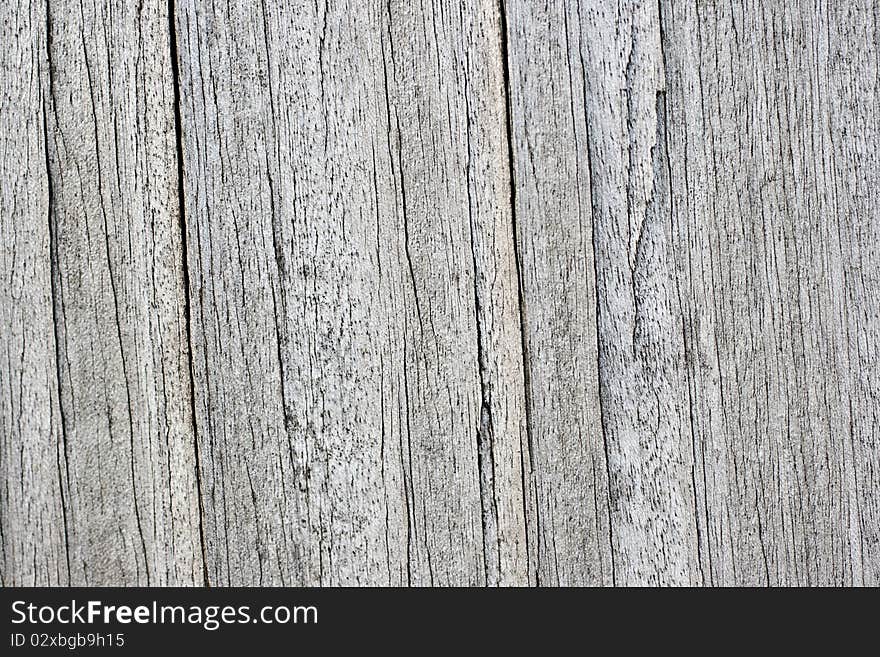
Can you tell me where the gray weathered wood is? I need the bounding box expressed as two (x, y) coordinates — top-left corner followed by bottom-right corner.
(504, 0), (616, 585)
(661, 0), (880, 585)
(2, 0), (203, 585)
(175, 0), (531, 585)
(563, 0), (702, 586)
(0, 0), (68, 585)
(2, 0), (878, 586)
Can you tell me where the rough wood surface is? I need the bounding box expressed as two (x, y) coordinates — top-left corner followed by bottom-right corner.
(2, 0), (878, 586)
(1, 0), (67, 586)
(661, 0), (880, 586)
(2, 0), (203, 585)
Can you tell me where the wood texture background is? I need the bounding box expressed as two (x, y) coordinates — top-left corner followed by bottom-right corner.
(2, 0), (878, 586)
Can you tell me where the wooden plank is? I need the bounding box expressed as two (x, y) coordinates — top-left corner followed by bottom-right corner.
(2, 0), (878, 587)
(33, 0), (202, 585)
(0, 0), (69, 586)
(503, 0), (615, 585)
(661, 0), (880, 585)
(574, 0), (705, 586)
(174, 0), (530, 585)
(506, 0), (702, 585)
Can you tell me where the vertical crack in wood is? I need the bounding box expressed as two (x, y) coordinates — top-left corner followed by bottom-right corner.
(43, 0), (72, 584)
(167, 0), (209, 586)
(392, 116), (417, 586)
(496, 0), (536, 587)
(462, 62), (501, 585)
(381, 7), (416, 582)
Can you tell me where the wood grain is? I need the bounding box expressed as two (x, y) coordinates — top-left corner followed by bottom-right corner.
(1, 0), (878, 586)
(174, 0), (530, 585)
(504, 0), (616, 586)
(662, 0), (880, 585)
(2, 0), (203, 585)
(0, 0), (67, 586)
